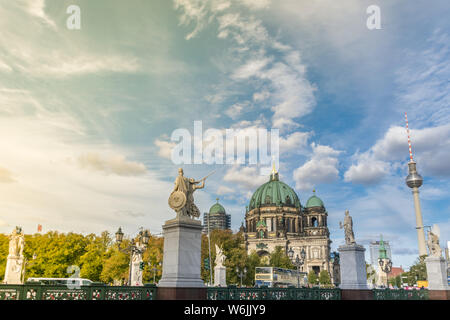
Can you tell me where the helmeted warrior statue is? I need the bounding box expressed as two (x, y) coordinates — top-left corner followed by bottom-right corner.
(339, 210), (356, 245)
(168, 168), (212, 219)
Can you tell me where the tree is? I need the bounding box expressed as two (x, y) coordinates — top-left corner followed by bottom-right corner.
(402, 257), (427, 286)
(269, 247), (294, 269)
(100, 243), (130, 284)
(308, 270), (318, 286)
(366, 263), (377, 285)
(319, 270), (331, 285)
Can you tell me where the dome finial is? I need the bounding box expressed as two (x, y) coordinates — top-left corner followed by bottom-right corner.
(216, 197), (219, 203)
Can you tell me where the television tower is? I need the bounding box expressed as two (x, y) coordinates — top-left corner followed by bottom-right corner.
(404, 112), (427, 257)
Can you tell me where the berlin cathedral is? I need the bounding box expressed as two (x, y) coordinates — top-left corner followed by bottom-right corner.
(239, 168), (340, 284)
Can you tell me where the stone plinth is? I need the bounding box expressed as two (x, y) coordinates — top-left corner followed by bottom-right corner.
(158, 217), (205, 289)
(214, 266), (226, 287)
(425, 256), (449, 291)
(3, 256), (24, 284)
(338, 244), (368, 290)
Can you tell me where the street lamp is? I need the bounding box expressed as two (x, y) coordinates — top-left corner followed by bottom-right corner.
(149, 262), (162, 284)
(236, 266), (247, 287)
(288, 247), (306, 288)
(115, 227), (150, 286)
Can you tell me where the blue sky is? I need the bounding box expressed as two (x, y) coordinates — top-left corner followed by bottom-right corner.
(0, 0), (449, 269)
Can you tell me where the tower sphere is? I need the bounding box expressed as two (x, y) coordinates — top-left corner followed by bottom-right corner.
(406, 161), (423, 188)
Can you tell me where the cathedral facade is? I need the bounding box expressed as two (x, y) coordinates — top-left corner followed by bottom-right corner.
(243, 169), (339, 283)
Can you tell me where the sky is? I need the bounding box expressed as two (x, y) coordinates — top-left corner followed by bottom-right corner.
(0, 0), (449, 269)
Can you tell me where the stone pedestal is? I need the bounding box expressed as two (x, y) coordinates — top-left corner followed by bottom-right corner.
(338, 244), (368, 290)
(214, 266), (226, 287)
(425, 256), (449, 291)
(158, 217), (205, 290)
(130, 261), (143, 286)
(3, 256), (24, 284)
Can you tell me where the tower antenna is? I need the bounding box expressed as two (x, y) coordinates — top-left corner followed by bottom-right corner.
(405, 112), (414, 162)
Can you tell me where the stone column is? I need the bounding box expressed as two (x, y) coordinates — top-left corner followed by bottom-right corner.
(425, 256), (449, 290)
(338, 244), (368, 290)
(214, 266), (226, 287)
(157, 217), (205, 299)
(3, 257), (24, 284)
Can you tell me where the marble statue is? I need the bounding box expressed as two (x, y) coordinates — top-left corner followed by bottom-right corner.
(4, 227), (25, 284)
(8, 227), (24, 258)
(427, 225), (442, 258)
(215, 244), (226, 268)
(169, 168), (209, 219)
(339, 210), (356, 245)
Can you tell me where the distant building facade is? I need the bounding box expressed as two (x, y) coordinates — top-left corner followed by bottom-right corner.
(243, 169), (340, 285)
(203, 198), (231, 234)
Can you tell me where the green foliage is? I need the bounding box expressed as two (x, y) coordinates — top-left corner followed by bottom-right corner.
(269, 246), (294, 269)
(401, 257), (427, 286)
(319, 270), (331, 285)
(308, 270), (318, 285)
(388, 275), (402, 288)
(0, 230), (164, 285)
(366, 263), (377, 285)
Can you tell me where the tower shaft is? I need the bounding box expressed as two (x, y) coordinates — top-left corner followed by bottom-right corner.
(412, 187), (427, 256)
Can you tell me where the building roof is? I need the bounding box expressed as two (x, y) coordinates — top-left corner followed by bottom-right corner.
(305, 191), (324, 208)
(209, 198), (226, 215)
(248, 171), (301, 210)
(388, 267), (404, 278)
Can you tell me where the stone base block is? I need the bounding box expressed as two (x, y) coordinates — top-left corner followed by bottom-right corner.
(156, 287), (207, 300)
(425, 256), (449, 291)
(338, 244), (368, 290)
(214, 266), (226, 287)
(158, 217), (205, 288)
(3, 256), (24, 284)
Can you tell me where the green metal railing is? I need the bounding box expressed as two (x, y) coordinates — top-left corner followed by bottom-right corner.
(207, 287), (341, 300)
(0, 284), (157, 300)
(373, 288), (429, 300)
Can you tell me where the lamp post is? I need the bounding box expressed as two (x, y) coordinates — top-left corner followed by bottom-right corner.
(149, 262), (161, 284)
(236, 266), (247, 287)
(288, 247), (306, 288)
(115, 227), (150, 286)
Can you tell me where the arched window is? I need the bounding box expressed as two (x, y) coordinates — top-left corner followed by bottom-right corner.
(311, 217), (318, 227)
(265, 195), (271, 204)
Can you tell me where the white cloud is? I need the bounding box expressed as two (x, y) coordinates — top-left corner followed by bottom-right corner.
(217, 185), (234, 195)
(344, 124), (450, 184)
(225, 102), (248, 119)
(279, 131), (311, 154)
(0, 2), (141, 77)
(396, 29), (450, 127)
(241, 0), (271, 10)
(26, 0), (56, 28)
(293, 143), (341, 191)
(223, 165), (267, 190)
(231, 57), (272, 79)
(154, 138), (177, 160)
(0, 167), (15, 183)
(76, 153), (147, 176)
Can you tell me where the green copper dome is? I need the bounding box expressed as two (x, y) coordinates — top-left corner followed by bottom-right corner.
(305, 193), (324, 208)
(248, 172), (301, 210)
(209, 199), (226, 214)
